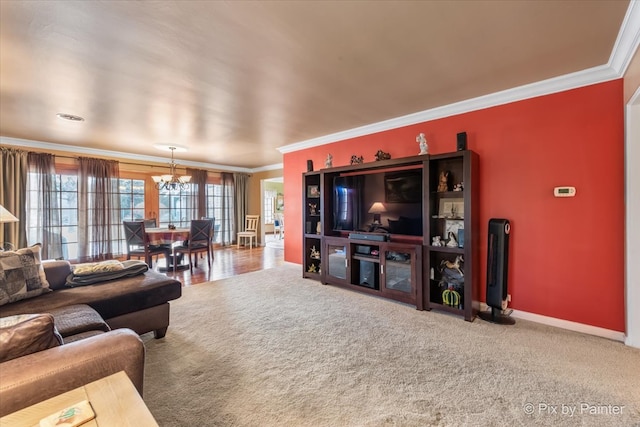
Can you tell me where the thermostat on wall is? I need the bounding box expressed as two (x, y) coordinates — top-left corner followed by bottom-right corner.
(554, 186), (576, 197)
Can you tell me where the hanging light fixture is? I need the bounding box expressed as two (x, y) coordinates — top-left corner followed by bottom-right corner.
(152, 146), (192, 191)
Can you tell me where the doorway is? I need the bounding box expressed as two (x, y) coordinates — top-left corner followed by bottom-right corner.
(260, 177), (284, 248)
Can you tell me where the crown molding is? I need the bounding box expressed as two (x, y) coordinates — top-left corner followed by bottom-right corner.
(279, 2), (640, 155)
(0, 136), (253, 173)
(250, 163), (284, 173)
(608, 0), (640, 75)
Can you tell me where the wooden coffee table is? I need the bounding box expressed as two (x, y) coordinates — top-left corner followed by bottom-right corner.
(0, 371), (158, 426)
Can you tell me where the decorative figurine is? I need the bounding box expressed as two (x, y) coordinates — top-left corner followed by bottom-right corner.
(307, 264), (317, 273)
(453, 182), (464, 191)
(417, 133), (428, 155)
(446, 232), (458, 248)
(325, 153), (333, 168)
(442, 255), (464, 277)
(437, 170), (449, 192)
(316, 221), (322, 234)
(308, 203), (317, 215)
(375, 150), (391, 161)
(350, 155), (364, 165)
(432, 236), (442, 247)
(310, 246), (320, 259)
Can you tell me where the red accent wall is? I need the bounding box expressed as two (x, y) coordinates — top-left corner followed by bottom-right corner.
(284, 80), (625, 332)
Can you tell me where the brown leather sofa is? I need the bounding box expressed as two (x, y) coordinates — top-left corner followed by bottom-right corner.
(0, 260), (182, 338)
(0, 328), (144, 416)
(0, 260), (182, 416)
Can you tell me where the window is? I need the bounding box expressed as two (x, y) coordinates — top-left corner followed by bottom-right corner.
(158, 185), (198, 228)
(117, 178), (146, 253)
(119, 178), (146, 222)
(27, 173), (146, 260)
(205, 183), (233, 243)
(27, 172), (78, 260)
(25, 164), (238, 256)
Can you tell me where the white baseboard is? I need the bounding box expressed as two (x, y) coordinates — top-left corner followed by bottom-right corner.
(478, 304), (626, 343)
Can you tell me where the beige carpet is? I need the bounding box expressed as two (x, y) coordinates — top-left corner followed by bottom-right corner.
(142, 264), (640, 426)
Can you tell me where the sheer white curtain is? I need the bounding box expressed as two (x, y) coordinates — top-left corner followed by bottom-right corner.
(27, 152), (62, 259)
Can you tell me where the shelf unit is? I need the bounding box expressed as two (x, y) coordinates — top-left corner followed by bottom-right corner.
(425, 151), (479, 321)
(302, 172), (322, 279)
(301, 151), (478, 319)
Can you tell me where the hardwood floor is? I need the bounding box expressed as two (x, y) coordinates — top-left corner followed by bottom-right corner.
(155, 241), (286, 286)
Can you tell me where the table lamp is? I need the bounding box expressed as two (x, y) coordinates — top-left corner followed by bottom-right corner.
(368, 202), (386, 225)
(0, 204), (19, 251)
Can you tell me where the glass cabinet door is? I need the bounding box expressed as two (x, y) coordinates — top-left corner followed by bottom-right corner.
(325, 239), (349, 284)
(382, 249), (415, 296)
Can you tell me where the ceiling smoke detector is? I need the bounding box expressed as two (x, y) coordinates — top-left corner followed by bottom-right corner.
(56, 113), (85, 122)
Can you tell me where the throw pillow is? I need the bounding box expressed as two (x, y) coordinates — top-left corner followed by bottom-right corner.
(0, 244), (50, 306)
(0, 313), (63, 363)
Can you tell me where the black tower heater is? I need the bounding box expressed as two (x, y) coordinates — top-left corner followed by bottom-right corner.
(479, 219), (515, 325)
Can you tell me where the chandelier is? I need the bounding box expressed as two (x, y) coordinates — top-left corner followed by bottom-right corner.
(152, 146), (192, 191)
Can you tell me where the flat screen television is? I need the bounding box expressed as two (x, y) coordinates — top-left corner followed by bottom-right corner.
(333, 176), (363, 231)
(333, 171), (423, 236)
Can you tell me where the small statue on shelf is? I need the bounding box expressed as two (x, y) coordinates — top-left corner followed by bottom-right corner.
(307, 264), (318, 273)
(350, 155), (364, 165)
(437, 170), (449, 192)
(308, 203), (317, 215)
(441, 255), (464, 277)
(416, 133), (428, 155)
(374, 150), (391, 161)
(453, 182), (464, 192)
(310, 246), (320, 259)
(432, 235), (443, 247)
(446, 232), (458, 248)
(325, 153), (333, 168)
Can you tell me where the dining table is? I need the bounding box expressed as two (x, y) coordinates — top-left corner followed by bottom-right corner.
(145, 227), (191, 271)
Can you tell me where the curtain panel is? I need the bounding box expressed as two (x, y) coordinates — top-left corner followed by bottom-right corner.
(0, 147), (28, 248)
(219, 172), (235, 245)
(234, 173), (250, 243)
(186, 168), (208, 220)
(77, 157), (121, 262)
(27, 152), (62, 259)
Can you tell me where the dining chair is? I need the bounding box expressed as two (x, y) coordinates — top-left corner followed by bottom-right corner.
(173, 219), (213, 273)
(237, 215), (260, 249)
(201, 217), (216, 260)
(123, 221), (170, 268)
(143, 218), (157, 228)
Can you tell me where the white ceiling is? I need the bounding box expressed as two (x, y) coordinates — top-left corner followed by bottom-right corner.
(0, 1), (634, 170)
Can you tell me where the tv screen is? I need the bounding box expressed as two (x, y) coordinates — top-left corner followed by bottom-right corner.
(333, 176), (363, 231)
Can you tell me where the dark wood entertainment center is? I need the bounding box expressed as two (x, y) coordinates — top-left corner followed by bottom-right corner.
(302, 151), (479, 321)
